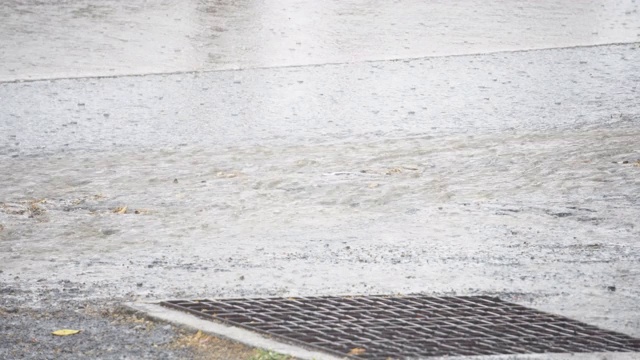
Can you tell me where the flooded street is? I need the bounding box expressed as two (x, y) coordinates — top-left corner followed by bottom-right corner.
(1, 1), (640, 359)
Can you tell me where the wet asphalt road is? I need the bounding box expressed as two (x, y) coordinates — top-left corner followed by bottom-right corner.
(1, 0), (640, 82)
(1, 1), (640, 359)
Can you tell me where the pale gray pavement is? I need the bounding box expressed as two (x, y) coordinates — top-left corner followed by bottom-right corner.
(1, 0), (640, 82)
(1, 1), (640, 359)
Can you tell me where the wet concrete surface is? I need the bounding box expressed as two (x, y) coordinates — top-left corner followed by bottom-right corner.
(1, 0), (640, 81)
(1, 1), (640, 359)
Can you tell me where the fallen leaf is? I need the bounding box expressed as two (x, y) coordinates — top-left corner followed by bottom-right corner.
(113, 206), (127, 214)
(348, 347), (366, 356)
(634, 160), (640, 167)
(52, 329), (81, 336)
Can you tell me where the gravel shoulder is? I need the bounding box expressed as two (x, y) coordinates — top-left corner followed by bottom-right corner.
(0, 293), (274, 360)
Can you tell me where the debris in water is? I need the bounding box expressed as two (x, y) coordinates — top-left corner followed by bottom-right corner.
(113, 206), (127, 214)
(385, 167), (402, 175)
(28, 203), (45, 217)
(216, 171), (241, 178)
(585, 243), (603, 249)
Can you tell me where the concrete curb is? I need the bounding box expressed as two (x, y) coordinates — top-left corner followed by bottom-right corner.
(124, 302), (345, 360)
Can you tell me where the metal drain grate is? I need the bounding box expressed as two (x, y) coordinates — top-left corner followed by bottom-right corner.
(161, 295), (640, 359)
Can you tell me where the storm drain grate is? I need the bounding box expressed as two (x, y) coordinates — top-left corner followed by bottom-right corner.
(161, 295), (640, 359)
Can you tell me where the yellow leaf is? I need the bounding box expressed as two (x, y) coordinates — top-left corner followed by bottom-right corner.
(348, 347), (366, 355)
(113, 206), (127, 214)
(52, 329), (81, 336)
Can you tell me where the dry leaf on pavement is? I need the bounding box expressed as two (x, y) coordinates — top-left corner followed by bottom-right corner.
(52, 329), (81, 336)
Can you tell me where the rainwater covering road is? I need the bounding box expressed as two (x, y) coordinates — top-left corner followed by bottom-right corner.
(1, 0), (640, 355)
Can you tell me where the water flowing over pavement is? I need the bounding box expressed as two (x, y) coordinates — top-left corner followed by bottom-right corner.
(1, 1), (640, 359)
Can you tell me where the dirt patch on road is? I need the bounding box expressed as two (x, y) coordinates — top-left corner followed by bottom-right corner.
(168, 329), (261, 360)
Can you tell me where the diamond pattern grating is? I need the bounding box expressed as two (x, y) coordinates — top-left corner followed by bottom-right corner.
(161, 295), (640, 359)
